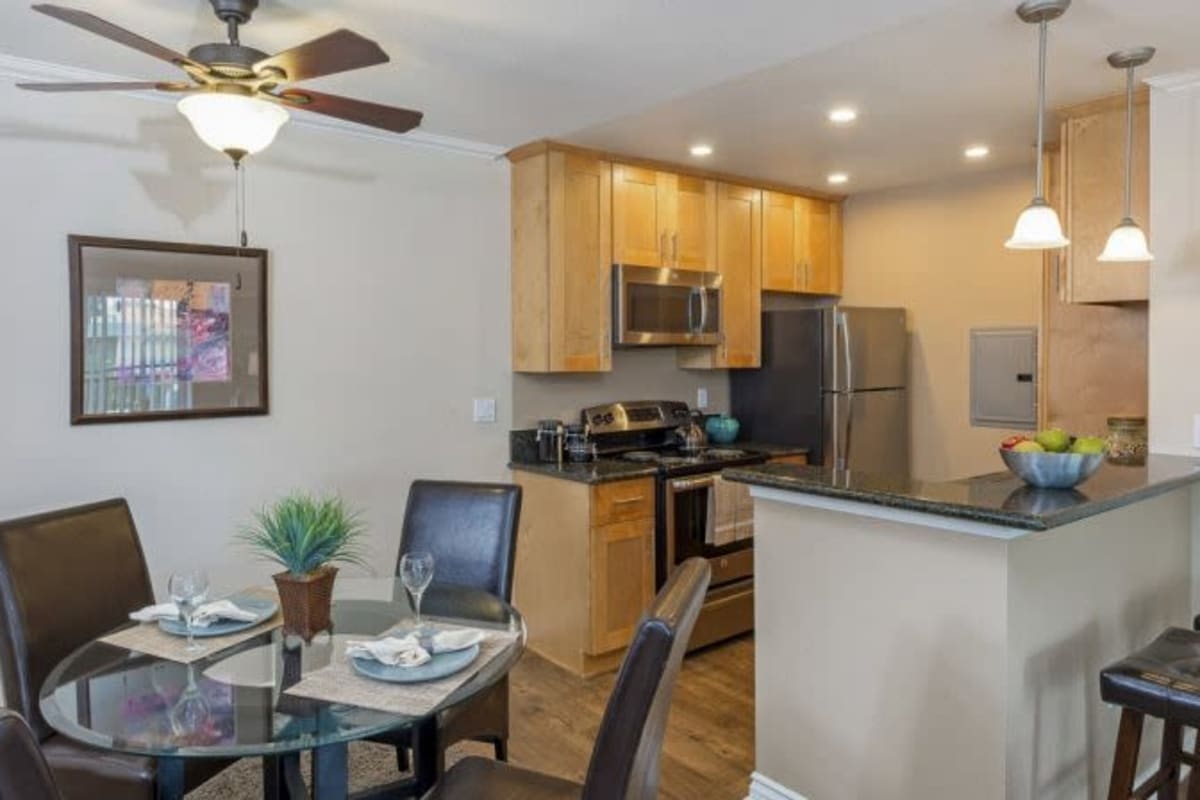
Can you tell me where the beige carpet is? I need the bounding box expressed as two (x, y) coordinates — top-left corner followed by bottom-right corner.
(187, 740), (486, 798)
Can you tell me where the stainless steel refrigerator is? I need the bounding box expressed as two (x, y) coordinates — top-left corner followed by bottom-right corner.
(731, 307), (910, 475)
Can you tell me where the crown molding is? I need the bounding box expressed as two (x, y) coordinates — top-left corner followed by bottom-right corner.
(1145, 71), (1200, 94)
(0, 52), (508, 160)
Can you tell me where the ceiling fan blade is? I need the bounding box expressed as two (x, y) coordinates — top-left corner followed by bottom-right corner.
(271, 88), (423, 135)
(18, 80), (193, 93)
(253, 29), (389, 83)
(32, 4), (200, 69)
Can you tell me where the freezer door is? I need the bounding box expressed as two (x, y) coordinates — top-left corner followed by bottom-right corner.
(823, 389), (909, 475)
(822, 307), (908, 392)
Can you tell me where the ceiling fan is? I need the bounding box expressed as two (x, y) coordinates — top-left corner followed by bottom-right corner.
(19, 0), (424, 161)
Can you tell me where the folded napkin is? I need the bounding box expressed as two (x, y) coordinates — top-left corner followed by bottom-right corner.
(346, 628), (485, 668)
(129, 599), (259, 628)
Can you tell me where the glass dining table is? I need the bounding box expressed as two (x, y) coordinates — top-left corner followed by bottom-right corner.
(38, 578), (526, 800)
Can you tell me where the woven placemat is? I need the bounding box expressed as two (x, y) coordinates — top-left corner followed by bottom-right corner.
(100, 587), (282, 664)
(282, 625), (521, 717)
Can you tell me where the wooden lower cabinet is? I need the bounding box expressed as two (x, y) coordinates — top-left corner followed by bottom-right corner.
(512, 472), (656, 677)
(768, 453), (809, 466)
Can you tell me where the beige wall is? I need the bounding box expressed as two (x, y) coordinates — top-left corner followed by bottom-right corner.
(512, 349), (729, 426)
(1148, 79), (1200, 457)
(842, 167), (1042, 481)
(0, 85), (512, 595)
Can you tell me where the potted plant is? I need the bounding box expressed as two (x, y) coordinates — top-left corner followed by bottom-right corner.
(237, 492), (367, 641)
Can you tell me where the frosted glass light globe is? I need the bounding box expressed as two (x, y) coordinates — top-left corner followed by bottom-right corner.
(1098, 219), (1154, 262)
(1005, 200), (1069, 250)
(178, 93), (289, 160)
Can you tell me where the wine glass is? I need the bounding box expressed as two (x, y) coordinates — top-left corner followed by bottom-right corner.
(168, 570), (210, 654)
(400, 551), (435, 632)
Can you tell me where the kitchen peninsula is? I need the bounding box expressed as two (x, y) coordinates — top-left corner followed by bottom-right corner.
(725, 456), (1200, 800)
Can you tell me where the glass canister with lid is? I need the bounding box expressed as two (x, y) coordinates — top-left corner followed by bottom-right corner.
(1106, 416), (1148, 465)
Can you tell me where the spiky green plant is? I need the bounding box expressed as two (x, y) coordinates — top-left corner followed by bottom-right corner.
(237, 492), (369, 576)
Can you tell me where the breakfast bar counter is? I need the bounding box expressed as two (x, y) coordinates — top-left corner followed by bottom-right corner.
(726, 456), (1200, 800)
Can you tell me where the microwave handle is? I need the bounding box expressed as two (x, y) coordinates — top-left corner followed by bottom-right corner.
(687, 287), (697, 333)
(699, 286), (710, 333)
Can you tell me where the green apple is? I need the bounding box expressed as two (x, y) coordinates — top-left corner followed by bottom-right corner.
(1071, 435), (1107, 455)
(1035, 428), (1071, 453)
(1012, 440), (1046, 453)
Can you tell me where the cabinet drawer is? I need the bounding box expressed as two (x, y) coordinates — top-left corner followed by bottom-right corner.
(769, 454), (808, 466)
(591, 478), (655, 526)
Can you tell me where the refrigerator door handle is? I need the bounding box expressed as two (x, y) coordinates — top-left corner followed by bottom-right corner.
(840, 314), (854, 471)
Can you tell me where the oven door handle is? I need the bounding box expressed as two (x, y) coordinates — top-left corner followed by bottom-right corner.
(668, 476), (716, 493)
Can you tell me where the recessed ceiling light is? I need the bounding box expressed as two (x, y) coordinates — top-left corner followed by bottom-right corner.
(827, 172), (849, 185)
(690, 143), (713, 157)
(964, 144), (990, 159)
(828, 107), (858, 124)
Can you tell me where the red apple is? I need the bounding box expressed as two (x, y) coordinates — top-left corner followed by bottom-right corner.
(1000, 435), (1028, 450)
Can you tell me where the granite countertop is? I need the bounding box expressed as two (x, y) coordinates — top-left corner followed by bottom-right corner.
(724, 454), (1200, 531)
(508, 459), (659, 485)
(733, 442), (810, 458)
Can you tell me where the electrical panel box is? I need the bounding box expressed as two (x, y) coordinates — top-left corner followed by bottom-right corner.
(970, 327), (1038, 430)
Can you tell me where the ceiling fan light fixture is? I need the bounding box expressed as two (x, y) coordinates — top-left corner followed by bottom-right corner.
(177, 92), (289, 160)
(1006, 198), (1069, 249)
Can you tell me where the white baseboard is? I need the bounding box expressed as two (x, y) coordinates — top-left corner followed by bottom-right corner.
(747, 772), (807, 800)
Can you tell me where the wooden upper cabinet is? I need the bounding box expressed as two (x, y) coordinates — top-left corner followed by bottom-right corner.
(613, 165), (717, 271)
(1060, 93), (1150, 303)
(511, 150), (612, 373)
(613, 164), (668, 267)
(666, 174), (717, 271)
(763, 191), (799, 291)
(680, 183), (762, 370)
(761, 192), (843, 295)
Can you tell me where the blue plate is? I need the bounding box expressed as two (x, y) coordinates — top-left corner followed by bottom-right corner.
(158, 595), (278, 638)
(350, 643), (481, 684)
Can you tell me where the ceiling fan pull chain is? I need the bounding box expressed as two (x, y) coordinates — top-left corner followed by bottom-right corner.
(233, 160), (249, 249)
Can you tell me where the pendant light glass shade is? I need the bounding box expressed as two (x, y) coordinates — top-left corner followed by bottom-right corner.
(1098, 218), (1154, 261)
(178, 93), (289, 161)
(1006, 199), (1070, 249)
(1007, 0), (1071, 251)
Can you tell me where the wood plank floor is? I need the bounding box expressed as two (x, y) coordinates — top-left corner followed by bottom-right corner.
(506, 634), (755, 799)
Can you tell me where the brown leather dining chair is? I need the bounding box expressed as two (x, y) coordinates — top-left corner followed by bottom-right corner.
(422, 556), (712, 800)
(372, 480), (523, 777)
(0, 499), (229, 800)
(0, 709), (63, 800)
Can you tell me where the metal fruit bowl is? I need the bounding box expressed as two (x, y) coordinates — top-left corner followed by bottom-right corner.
(999, 448), (1106, 490)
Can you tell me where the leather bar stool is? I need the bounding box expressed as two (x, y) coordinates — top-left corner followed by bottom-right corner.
(1100, 627), (1200, 799)
(423, 557), (712, 800)
(370, 480), (522, 779)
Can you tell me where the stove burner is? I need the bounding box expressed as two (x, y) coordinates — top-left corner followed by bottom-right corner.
(622, 451), (662, 463)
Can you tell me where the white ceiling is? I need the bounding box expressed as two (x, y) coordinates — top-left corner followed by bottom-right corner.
(3, 0), (1199, 193)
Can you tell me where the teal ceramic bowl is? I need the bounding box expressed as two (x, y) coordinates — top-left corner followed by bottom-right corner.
(705, 415), (741, 444)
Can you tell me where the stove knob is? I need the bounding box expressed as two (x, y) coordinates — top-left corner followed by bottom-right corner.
(604, 413), (615, 424)
(592, 414), (604, 426)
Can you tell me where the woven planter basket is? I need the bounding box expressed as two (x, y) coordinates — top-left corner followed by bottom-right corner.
(272, 565), (338, 642)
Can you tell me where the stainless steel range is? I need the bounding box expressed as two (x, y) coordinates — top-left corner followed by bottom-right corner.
(581, 400), (767, 650)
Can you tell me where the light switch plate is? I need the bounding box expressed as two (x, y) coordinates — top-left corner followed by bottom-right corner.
(697, 387), (709, 409)
(473, 397), (497, 424)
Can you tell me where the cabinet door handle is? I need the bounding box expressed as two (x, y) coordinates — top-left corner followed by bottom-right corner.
(660, 231), (668, 265)
(613, 496), (646, 505)
(672, 232), (679, 265)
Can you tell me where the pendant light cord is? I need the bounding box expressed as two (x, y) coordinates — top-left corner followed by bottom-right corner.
(1034, 18), (1048, 201)
(1123, 65), (1134, 219)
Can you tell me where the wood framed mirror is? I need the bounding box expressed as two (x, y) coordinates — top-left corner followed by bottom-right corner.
(69, 235), (269, 424)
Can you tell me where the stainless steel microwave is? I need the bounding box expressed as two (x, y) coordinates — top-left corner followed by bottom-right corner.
(612, 264), (722, 346)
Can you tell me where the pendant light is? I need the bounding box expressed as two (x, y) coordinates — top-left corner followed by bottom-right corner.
(1098, 47), (1155, 262)
(1006, 0), (1070, 250)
